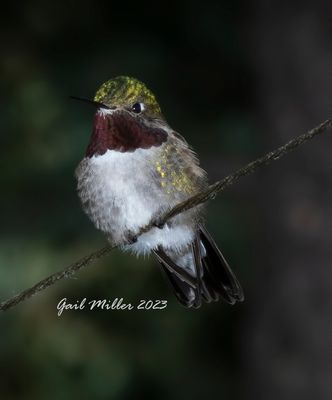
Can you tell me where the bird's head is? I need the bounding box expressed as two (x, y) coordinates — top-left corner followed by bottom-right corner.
(94, 76), (163, 120)
(75, 76), (168, 157)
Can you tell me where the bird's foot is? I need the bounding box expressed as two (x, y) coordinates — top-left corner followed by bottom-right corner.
(125, 230), (138, 244)
(153, 218), (169, 230)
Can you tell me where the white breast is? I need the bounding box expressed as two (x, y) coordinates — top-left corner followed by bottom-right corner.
(76, 148), (195, 255)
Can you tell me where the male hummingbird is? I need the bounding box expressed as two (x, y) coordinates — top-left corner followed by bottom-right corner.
(75, 76), (244, 308)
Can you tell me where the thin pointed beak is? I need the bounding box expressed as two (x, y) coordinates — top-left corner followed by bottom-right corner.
(69, 96), (112, 110)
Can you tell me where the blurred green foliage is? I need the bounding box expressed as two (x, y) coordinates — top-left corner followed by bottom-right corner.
(0, 1), (258, 399)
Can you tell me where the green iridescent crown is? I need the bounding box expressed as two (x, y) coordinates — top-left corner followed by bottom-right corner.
(94, 76), (162, 118)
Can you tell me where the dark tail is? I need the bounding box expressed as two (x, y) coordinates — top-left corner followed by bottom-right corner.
(153, 225), (244, 308)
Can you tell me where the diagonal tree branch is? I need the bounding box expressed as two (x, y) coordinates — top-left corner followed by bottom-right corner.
(1, 119), (331, 312)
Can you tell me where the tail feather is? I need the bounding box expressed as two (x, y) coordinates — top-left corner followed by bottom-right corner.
(159, 266), (197, 307)
(153, 225), (244, 308)
(154, 247), (198, 307)
(199, 225), (244, 304)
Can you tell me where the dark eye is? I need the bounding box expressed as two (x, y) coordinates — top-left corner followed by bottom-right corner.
(132, 102), (144, 113)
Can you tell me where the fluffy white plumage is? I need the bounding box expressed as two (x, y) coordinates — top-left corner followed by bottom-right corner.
(76, 147), (196, 256)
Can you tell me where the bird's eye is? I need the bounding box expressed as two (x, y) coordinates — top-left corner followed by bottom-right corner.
(132, 102), (145, 113)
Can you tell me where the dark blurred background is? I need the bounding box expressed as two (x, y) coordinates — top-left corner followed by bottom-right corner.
(0, 1), (331, 399)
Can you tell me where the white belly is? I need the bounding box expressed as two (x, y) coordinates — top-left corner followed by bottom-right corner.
(76, 148), (195, 255)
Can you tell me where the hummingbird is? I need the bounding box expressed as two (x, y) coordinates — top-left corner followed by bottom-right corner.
(75, 76), (244, 308)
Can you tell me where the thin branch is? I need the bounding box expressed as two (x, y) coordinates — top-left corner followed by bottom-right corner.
(1, 119), (331, 312)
